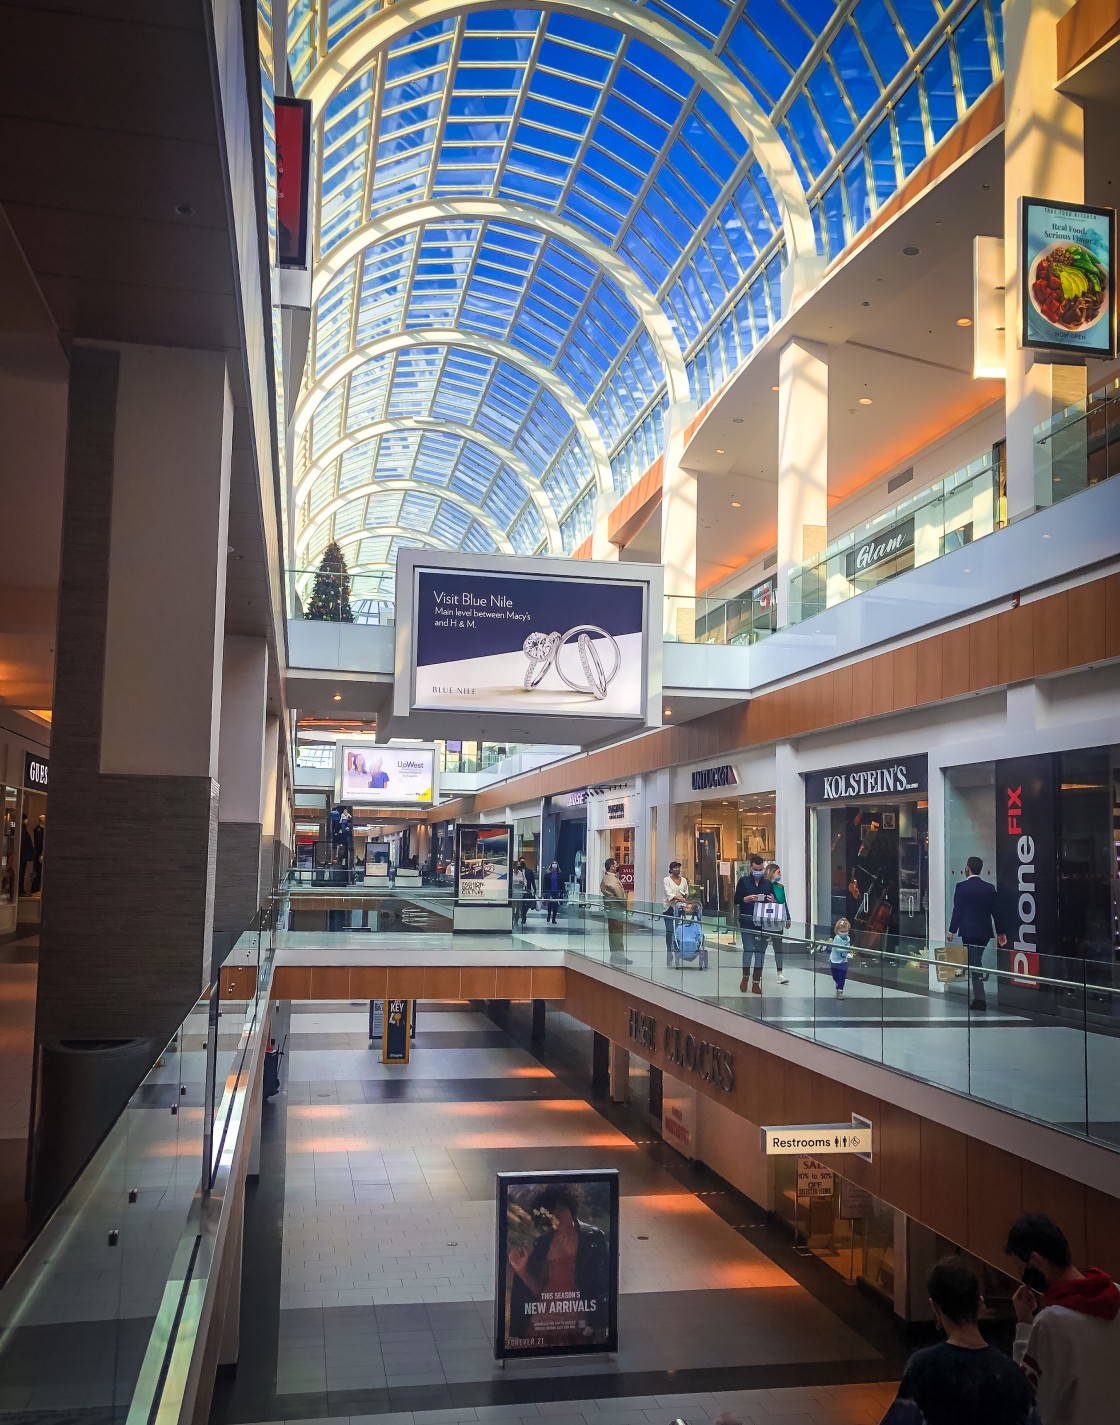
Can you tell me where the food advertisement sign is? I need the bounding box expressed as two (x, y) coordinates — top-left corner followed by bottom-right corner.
(455, 824), (512, 903)
(340, 745), (435, 804)
(494, 1170), (620, 1360)
(1021, 198), (1115, 358)
(412, 568), (646, 719)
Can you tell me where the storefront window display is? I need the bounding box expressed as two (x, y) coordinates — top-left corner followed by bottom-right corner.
(671, 792), (775, 915)
(807, 755), (929, 950)
(514, 817), (538, 871)
(1, 787), (16, 906)
(945, 745), (1118, 994)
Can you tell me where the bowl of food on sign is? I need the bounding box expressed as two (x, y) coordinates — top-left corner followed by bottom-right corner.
(1029, 242), (1109, 335)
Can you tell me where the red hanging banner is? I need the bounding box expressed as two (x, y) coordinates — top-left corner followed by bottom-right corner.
(276, 96), (312, 268)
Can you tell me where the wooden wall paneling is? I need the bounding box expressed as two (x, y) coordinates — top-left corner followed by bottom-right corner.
(386, 967), (426, 998)
(270, 965), (311, 999)
(349, 967), (388, 1000)
(1066, 579), (1107, 667)
(757, 1052), (787, 1125)
(915, 632), (944, 705)
(1085, 1186), (1120, 1281)
(309, 965), (351, 999)
(996, 605), (1035, 686)
(850, 662), (875, 723)
(832, 664), (854, 725)
(530, 967), (566, 999)
(966, 1139), (1023, 1267)
(422, 966), (462, 998)
(810, 1073), (846, 1128)
(459, 965), (497, 999)
(808, 666), (835, 732)
(839, 1086), (882, 1197)
(1021, 1161), (1087, 1266)
(941, 625), (971, 700)
(893, 642), (918, 711)
(968, 615), (1000, 692)
(878, 1100), (922, 1214)
(871, 650), (895, 716)
(920, 1119), (969, 1244)
(784, 1062), (815, 1125)
(1105, 572), (1120, 658)
(747, 692), (776, 746)
(495, 967), (533, 1000)
(735, 1042), (764, 1128)
(1033, 589), (1069, 676)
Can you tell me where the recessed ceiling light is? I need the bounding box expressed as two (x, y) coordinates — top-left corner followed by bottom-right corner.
(956, 317), (973, 327)
(858, 397), (873, 406)
(716, 447), (725, 454)
(860, 300), (871, 308)
(902, 245), (920, 256)
(175, 203), (195, 217)
(732, 417), (744, 424)
(731, 500), (741, 508)
(333, 693), (343, 701)
(664, 707), (673, 717)
(771, 384), (779, 392)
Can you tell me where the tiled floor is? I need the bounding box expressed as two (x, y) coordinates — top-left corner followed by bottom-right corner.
(212, 1000), (904, 1425)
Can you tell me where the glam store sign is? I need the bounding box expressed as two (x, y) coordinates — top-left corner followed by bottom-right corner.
(411, 567), (647, 720)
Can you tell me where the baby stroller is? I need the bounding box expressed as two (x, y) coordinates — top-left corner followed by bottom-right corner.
(671, 905), (708, 969)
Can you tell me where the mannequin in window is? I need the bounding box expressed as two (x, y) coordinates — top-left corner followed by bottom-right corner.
(31, 815), (45, 893)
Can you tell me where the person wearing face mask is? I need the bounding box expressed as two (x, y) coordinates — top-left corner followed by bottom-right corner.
(1006, 1213), (1120, 1425)
(733, 853), (773, 994)
(881, 1257), (1038, 1425)
(541, 860), (564, 924)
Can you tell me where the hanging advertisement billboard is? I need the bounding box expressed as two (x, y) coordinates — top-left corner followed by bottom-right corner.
(275, 96), (312, 269)
(339, 745), (435, 804)
(1021, 198), (1115, 359)
(494, 1169), (620, 1360)
(408, 563), (648, 720)
(455, 824), (512, 903)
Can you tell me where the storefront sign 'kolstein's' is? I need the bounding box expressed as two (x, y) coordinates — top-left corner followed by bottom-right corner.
(628, 1009), (735, 1092)
(804, 754), (927, 805)
(691, 764), (739, 792)
(844, 517), (915, 580)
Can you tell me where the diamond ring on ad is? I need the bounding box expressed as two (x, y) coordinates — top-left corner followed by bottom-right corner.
(522, 630), (560, 689)
(555, 625), (621, 700)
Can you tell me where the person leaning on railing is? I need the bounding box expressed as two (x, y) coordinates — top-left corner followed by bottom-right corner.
(600, 857), (631, 966)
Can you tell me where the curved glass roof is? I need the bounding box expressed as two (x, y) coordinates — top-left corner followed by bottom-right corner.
(290, 0), (1003, 587)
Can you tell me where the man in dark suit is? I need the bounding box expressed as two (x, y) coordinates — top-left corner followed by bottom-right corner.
(947, 855), (1006, 1011)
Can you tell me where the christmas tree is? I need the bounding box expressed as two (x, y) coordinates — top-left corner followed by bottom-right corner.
(305, 541), (353, 622)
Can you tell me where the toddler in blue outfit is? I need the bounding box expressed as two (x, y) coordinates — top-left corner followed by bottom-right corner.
(830, 918), (852, 999)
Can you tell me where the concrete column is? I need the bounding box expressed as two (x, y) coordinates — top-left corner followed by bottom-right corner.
(661, 402), (701, 624)
(1003, 0), (1086, 518)
(259, 714), (281, 899)
(214, 636), (269, 966)
(35, 342), (232, 1145)
(776, 340), (829, 625)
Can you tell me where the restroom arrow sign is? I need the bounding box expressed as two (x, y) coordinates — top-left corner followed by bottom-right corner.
(761, 1117), (873, 1159)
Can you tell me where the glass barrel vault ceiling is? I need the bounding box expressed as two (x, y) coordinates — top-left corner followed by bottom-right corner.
(290, 0), (1003, 595)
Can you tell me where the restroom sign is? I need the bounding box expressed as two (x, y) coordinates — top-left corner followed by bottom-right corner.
(761, 1120), (872, 1158)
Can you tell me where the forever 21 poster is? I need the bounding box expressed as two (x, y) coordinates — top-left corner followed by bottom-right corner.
(494, 1169), (619, 1359)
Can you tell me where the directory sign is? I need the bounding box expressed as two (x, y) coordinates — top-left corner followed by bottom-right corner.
(1021, 198), (1115, 358)
(411, 566), (647, 720)
(455, 824), (512, 903)
(494, 1169), (620, 1360)
(340, 745), (434, 804)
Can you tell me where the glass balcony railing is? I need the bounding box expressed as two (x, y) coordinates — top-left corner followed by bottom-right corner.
(0, 903), (279, 1419)
(664, 592), (776, 645)
(289, 568), (395, 625)
(1035, 376), (1120, 506)
(537, 900), (1119, 1152)
(788, 454), (1001, 624)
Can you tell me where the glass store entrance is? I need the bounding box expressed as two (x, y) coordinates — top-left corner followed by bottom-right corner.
(808, 755), (929, 949)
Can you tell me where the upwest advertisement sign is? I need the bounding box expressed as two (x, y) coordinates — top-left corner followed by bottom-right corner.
(995, 754), (1057, 988)
(805, 755), (927, 805)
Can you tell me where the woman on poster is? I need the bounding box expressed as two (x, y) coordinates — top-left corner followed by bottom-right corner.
(507, 1183), (611, 1349)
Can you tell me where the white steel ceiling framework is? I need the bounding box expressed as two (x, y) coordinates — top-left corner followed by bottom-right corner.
(290, 0), (1004, 598)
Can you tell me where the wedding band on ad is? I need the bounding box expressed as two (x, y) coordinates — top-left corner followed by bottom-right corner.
(555, 624), (621, 700)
